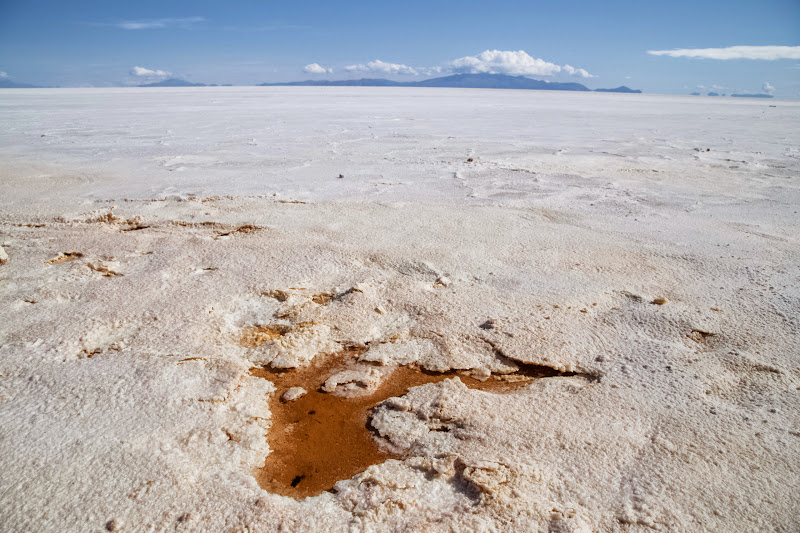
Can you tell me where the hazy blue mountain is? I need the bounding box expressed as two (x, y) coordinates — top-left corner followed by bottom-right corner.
(731, 93), (773, 98)
(139, 78), (207, 87)
(690, 92), (701, 96)
(594, 86), (642, 93)
(261, 73), (641, 93)
(708, 92), (720, 96)
(410, 73), (591, 91)
(262, 78), (403, 87)
(0, 78), (39, 88)
(0, 73), (643, 93)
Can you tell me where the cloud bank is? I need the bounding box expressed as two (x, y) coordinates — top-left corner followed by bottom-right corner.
(450, 50), (594, 78)
(304, 63), (332, 74)
(648, 45), (800, 60)
(762, 82), (775, 94)
(302, 50), (594, 80)
(131, 66), (170, 78)
(331, 50), (593, 79)
(345, 60), (419, 76)
(0, 71), (7, 78)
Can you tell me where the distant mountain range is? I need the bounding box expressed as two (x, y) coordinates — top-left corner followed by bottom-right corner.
(1, 73), (642, 93)
(138, 78), (208, 87)
(138, 78), (236, 87)
(260, 73), (642, 93)
(594, 86), (641, 93)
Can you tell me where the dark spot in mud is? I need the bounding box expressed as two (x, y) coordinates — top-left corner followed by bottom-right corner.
(46, 252), (83, 264)
(120, 225), (150, 232)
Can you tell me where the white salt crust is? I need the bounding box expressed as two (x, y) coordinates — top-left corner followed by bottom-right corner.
(0, 87), (798, 532)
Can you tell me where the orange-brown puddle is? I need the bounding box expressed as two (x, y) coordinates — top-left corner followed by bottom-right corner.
(251, 349), (567, 499)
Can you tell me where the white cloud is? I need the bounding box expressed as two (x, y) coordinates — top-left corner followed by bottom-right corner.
(562, 64), (595, 78)
(131, 66), (170, 78)
(451, 50), (558, 76)
(0, 71), (7, 78)
(316, 50), (593, 80)
(304, 63), (332, 74)
(449, 50), (594, 77)
(762, 81), (775, 94)
(345, 60), (418, 76)
(109, 17), (204, 30)
(647, 45), (800, 60)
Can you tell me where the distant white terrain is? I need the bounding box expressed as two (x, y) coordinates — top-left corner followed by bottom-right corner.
(0, 87), (798, 532)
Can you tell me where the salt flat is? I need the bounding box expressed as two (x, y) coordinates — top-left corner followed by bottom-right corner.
(0, 87), (798, 532)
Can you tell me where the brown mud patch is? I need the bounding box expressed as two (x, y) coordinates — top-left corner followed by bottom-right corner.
(310, 292), (333, 305)
(215, 224), (262, 238)
(45, 252), (83, 264)
(237, 324), (290, 348)
(251, 349), (573, 499)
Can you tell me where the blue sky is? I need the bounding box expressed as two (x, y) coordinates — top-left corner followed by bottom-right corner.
(1, 0), (798, 96)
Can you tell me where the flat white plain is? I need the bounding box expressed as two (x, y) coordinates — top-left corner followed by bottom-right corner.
(0, 87), (798, 532)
